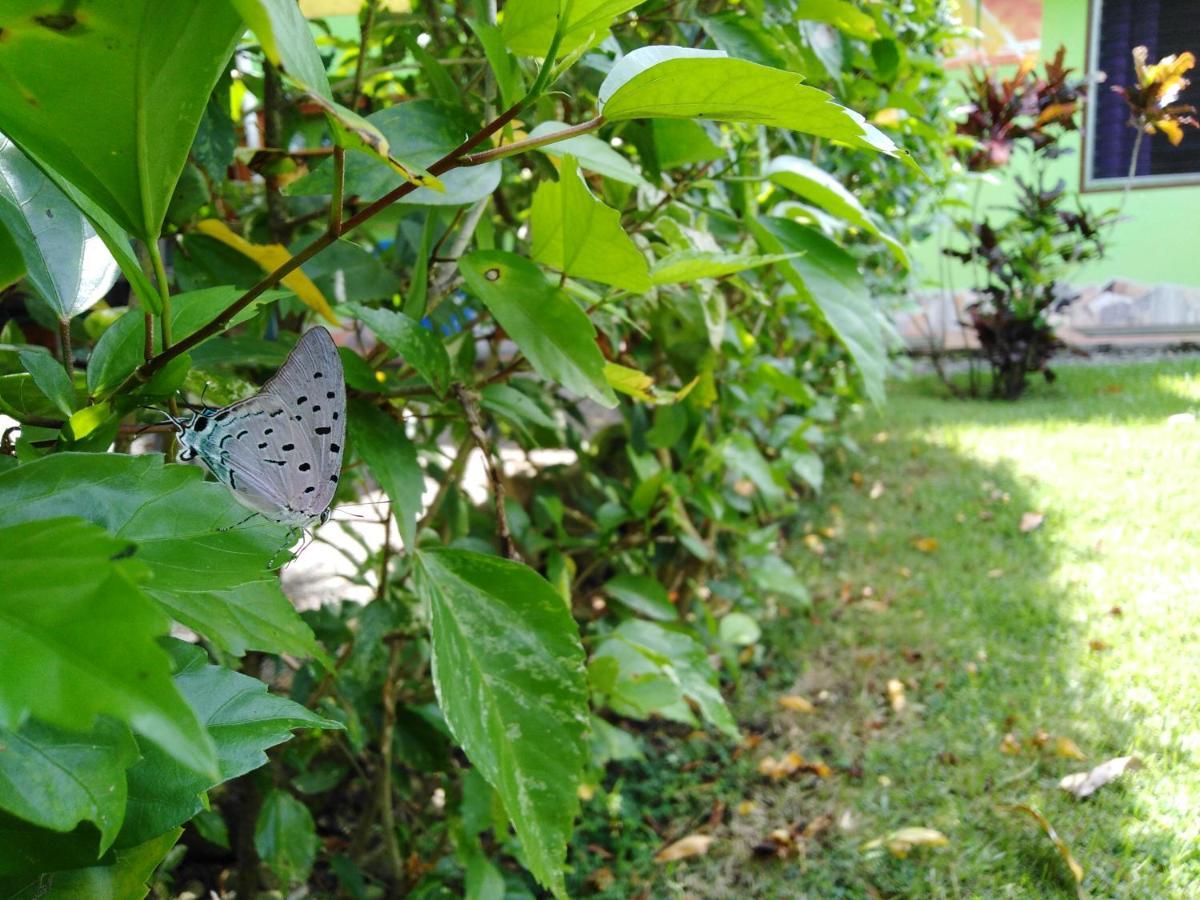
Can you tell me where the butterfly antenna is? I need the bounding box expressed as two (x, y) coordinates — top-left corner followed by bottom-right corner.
(198, 381), (211, 408)
(140, 404), (188, 430)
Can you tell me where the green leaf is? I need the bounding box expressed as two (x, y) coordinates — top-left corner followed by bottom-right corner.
(230, 0), (331, 99)
(0, 374), (60, 422)
(795, 0), (880, 40)
(603, 574), (676, 621)
(348, 401), (424, 553)
(17, 347), (74, 418)
(255, 790), (318, 887)
(460, 251), (616, 408)
(598, 47), (913, 164)
(347, 303), (450, 396)
(121, 648), (340, 847)
(700, 12), (791, 68)
(0, 453), (318, 659)
(650, 250), (798, 285)
(592, 619), (738, 738)
(0, 517), (216, 778)
(0, 718), (138, 855)
(531, 155), (650, 292)
(288, 100), (499, 206)
(415, 549), (588, 898)
(87, 286), (282, 399)
(718, 612), (761, 646)
(754, 217), (886, 406)
(301, 239), (399, 305)
(480, 384), (561, 438)
(0, 0), (242, 242)
(0, 135), (119, 320)
(0, 827), (182, 899)
(502, 0), (645, 58)
(723, 433), (785, 504)
(653, 118), (724, 169)
(747, 554), (810, 605)
(0, 224), (24, 290)
(527, 122), (647, 186)
(765, 155), (909, 267)
(468, 18), (526, 111)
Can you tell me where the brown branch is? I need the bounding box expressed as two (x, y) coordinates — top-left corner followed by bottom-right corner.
(458, 115), (605, 166)
(453, 382), (520, 561)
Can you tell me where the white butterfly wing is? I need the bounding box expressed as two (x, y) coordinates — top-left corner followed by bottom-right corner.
(259, 326), (346, 518)
(186, 394), (314, 523)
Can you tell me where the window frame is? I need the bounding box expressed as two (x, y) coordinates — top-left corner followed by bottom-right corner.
(1082, 0), (1200, 192)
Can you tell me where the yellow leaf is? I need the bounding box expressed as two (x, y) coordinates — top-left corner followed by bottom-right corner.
(1000, 732), (1022, 755)
(300, 0), (410, 14)
(871, 108), (906, 127)
(1000, 804), (1084, 889)
(779, 695), (816, 714)
(875, 827), (949, 858)
(1054, 737), (1087, 761)
(736, 800), (757, 816)
(603, 362), (654, 401)
(886, 678), (906, 713)
(654, 833), (714, 863)
(194, 220), (337, 325)
(913, 536), (938, 553)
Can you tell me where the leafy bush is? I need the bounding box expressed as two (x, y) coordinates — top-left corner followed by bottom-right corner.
(0, 0), (954, 894)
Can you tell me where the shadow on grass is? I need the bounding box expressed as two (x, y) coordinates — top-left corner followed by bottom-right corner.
(894, 358), (1200, 428)
(569, 422), (1186, 898)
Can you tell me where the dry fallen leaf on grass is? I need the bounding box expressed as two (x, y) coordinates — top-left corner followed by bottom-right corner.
(1020, 511), (1045, 532)
(987, 568), (1004, 578)
(1000, 732), (1022, 755)
(1054, 736), (1087, 760)
(913, 537), (939, 553)
(779, 695), (816, 714)
(1059, 756), (1143, 799)
(804, 533), (826, 555)
(886, 678), (906, 713)
(864, 826), (950, 858)
(869, 480), (885, 500)
(589, 866), (615, 891)
(654, 833), (714, 863)
(1088, 639), (1112, 652)
(736, 800), (758, 816)
(999, 804), (1084, 894)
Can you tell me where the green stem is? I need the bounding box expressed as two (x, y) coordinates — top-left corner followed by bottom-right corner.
(148, 240), (172, 352)
(330, 148), (345, 235)
(459, 115), (605, 166)
(57, 318), (72, 376)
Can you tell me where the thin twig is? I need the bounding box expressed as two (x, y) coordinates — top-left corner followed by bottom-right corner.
(379, 640), (405, 885)
(458, 115), (605, 166)
(349, 0), (378, 109)
(453, 383), (520, 561)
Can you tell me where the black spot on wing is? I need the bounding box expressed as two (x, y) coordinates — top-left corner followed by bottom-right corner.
(297, 396), (308, 404)
(330, 474), (339, 483)
(258, 442), (268, 450)
(219, 434), (234, 447)
(332, 412), (339, 420)
(269, 409), (284, 418)
(299, 462), (311, 472)
(236, 430), (248, 439)
(330, 442), (340, 453)
(313, 372), (323, 379)
(312, 405), (321, 412)
(326, 391), (335, 399)
(315, 426), (331, 436)
(304, 486), (315, 494)
(264, 428), (273, 435)
(281, 443), (295, 452)
(193, 417), (208, 433)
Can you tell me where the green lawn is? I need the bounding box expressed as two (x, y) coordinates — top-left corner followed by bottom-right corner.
(573, 360), (1200, 898)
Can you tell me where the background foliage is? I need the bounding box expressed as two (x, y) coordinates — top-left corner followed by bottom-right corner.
(0, 0), (960, 894)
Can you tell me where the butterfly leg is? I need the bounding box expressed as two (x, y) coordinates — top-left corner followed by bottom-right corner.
(268, 526), (305, 570)
(219, 511), (261, 533)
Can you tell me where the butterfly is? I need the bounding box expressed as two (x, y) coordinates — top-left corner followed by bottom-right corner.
(166, 326), (346, 530)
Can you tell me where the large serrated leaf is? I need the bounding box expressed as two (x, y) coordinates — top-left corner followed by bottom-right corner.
(119, 644), (340, 847)
(459, 251), (616, 408)
(0, 517), (216, 779)
(0, 1), (242, 242)
(415, 549), (588, 898)
(531, 155), (650, 292)
(0, 135), (119, 321)
(0, 454), (318, 659)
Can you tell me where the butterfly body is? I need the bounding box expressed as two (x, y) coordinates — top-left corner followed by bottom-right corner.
(173, 327), (346, 529)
